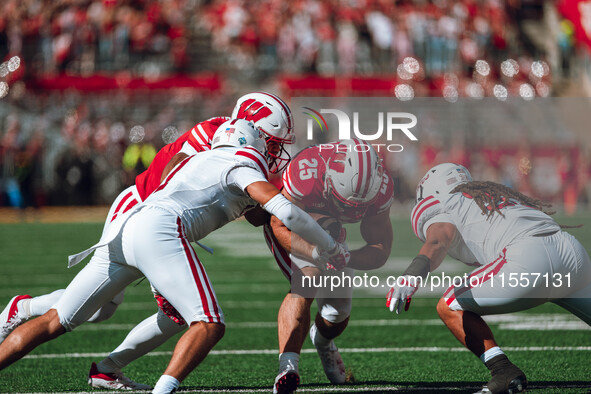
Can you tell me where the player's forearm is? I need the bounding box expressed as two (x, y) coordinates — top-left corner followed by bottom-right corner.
(418, 240), (448, 271)
(270, 216), (315, 258)
(290, 234), (316, 260)
(419, 222), (456, 272)
(348, 244), (390, 270)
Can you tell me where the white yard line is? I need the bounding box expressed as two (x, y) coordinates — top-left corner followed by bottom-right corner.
(23, 345), (591, 360)
(72, 314), (591, 331)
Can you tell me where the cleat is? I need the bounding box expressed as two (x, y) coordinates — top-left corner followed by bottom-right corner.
(0, 295), (32, 343)
(88, 362), (152, 390)
(475, 366), (527, 394)
(315, 340), (346, 384)
(273, 370), (300, 394)
(309, 325), (346, 384)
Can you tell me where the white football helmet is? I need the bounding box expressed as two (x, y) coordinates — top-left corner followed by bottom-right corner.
(416, 163), (472, 202)
(211, 119), (266, 154)
(323, 139), (384, 221)
(232, 92), (295, 173)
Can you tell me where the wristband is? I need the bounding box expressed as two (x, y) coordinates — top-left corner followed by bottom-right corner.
(403, 254), (431, 280)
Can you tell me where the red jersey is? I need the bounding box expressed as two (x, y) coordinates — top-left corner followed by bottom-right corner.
(135, 117), (228, 200)
(281, 145), (394, 223)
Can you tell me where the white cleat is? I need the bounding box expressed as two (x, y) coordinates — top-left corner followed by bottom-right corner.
(309, 324), (347, 384)
(0, 295), (32, 344)
(88, 362), (152, 391)
(315, 340), (347, 384)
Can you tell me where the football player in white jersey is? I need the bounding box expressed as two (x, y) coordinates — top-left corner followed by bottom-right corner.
(0, 92), (295, 390)
(0, 120), (349, 394)
(387, 163), (591, 394)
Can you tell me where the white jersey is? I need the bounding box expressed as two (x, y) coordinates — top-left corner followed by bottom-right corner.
(447, 231), (480, 267)
(143, 146), (269, 242)
(411, 192), (561, 265)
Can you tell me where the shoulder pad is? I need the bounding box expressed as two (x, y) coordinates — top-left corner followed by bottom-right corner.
(234, 147), (269, 180)
(282, 150), (321, 202)
(282, 161), (305, 201)
(410, 196), (443, 242)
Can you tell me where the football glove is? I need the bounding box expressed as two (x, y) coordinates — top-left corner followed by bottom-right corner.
(312, 242), (350, 271)
(386, 275), (419, 314)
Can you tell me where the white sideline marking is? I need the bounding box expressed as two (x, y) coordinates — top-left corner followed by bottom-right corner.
(23, 345), (591, 360)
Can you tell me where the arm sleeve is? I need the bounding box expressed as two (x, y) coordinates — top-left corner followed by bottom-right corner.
(226, 165), (269, 191)
(263, 193), (336, 252)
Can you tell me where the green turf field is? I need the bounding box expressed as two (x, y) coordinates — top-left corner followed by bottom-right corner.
(0, 214), (590, 393)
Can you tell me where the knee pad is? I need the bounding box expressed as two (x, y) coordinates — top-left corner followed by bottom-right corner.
(317, 298), (352, 324)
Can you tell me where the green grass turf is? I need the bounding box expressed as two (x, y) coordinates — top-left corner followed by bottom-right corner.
(0, 216), (590, 392)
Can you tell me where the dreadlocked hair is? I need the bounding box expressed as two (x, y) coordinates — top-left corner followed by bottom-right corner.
(451, 181), (554, 219)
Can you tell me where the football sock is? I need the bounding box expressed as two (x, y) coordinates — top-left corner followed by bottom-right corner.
(96, 357), (121, 374)
(17, 298), (32, 319)
(28, 289), (65, 317)
(152, 375), (179, 394)
(480, 346), (505, 364)
(109, 311), (185, 369)
(484, 354), (514, 374)
(278, 352), (299, 373)
(309, 323), (331, 349)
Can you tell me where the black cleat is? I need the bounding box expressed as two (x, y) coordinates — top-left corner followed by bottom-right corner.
(479, 354), (527, 394)
(273, 370), (300, 394)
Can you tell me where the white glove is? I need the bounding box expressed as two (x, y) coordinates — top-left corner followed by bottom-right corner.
(386, 275), (419, 314)
(312, 242), (350, 271)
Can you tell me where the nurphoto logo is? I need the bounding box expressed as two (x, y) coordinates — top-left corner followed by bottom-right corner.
(303, 107), (418, 152)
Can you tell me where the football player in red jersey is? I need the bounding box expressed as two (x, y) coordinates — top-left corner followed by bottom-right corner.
(0, 92), (296, 390)
(266, 139), (394, 394)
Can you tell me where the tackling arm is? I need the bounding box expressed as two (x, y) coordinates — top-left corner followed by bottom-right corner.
(268, 190), (323, 260)
(245, 181), (337, 253)
(348, 210), (393, 270)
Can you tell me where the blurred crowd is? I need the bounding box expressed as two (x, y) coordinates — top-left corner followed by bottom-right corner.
(1, 0), (591, 212)
(1, 0), (577, 82)
(2, 89), (591, 213)
(0, 89), (234, 207)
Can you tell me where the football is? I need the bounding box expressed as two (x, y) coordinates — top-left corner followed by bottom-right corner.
(313, 214), (344, 242)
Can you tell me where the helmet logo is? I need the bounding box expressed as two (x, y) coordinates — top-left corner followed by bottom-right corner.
(238, 137), (247, 145)
(236, 99), (273, 123)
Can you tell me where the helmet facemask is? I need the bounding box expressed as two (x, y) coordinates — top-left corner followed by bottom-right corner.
(263, 134), (293, 174)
